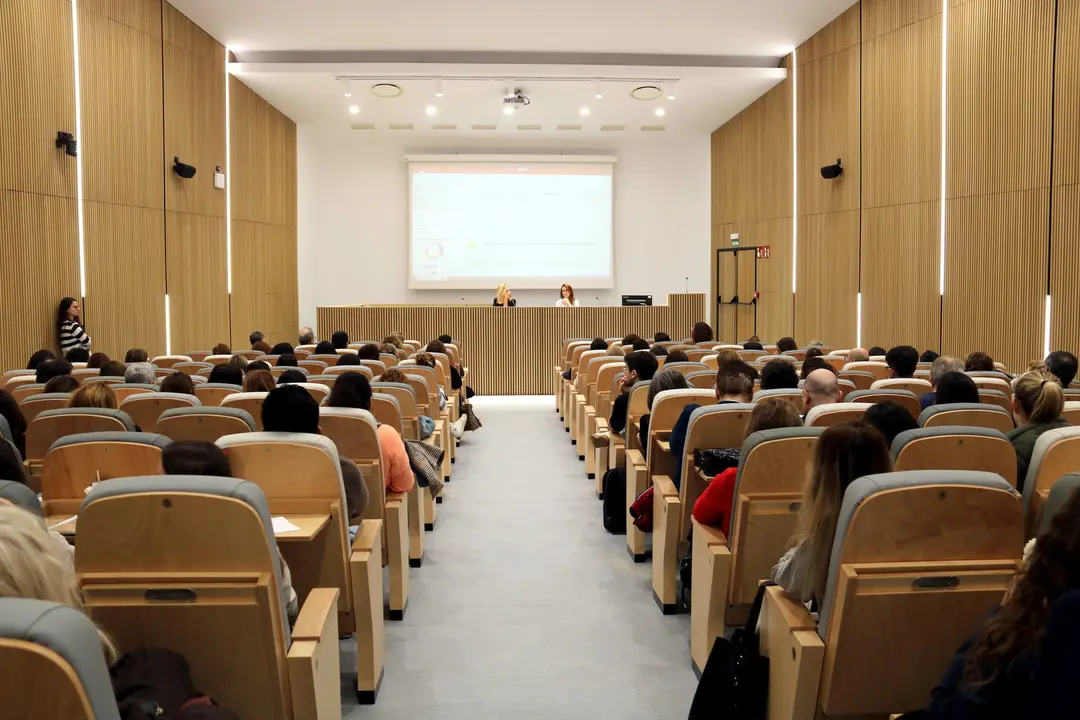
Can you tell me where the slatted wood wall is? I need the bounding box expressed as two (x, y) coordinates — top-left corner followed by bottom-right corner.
(0, 0), (296, 370)
(711, 0), (1076, 369)
(317, 294), (706, 395)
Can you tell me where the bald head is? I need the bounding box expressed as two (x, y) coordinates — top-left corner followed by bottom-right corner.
(803, 368), (841, 412)
(846, 347), (869, 363)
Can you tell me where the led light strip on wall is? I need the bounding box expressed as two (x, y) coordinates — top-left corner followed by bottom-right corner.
(791, 49), (798, 295)
(225, 48), (233, 295)
(939, 0), (948, 296)
(71, 0), (87, 299)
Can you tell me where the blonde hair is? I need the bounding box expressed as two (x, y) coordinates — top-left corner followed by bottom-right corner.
(789, 422), (893, 604)
(714, 349), (739, 366)
(496, 284), (511, 305)
(243, 369), (275, 393)
(1014, 370), (1064, 424)
(380, 368), (407, 384)
(68, 383), (117, 409)
(606, 344), (624, 357)
(0, 505), (117, 662)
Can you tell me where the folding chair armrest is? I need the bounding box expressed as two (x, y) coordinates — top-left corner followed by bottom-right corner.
(693, 517), (728, 546)
(349, 519), (385, 700)
(594, 417), (609, 433)
(626, 449), (645, 469)
(654, 474), (678, 498)
(691, 517), (732, 673)
(760, 586), (823, 720)
(287, 587), (341, 719)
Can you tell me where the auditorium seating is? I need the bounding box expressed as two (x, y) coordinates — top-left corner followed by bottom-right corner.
(150, 355), (191, 368)
(221, 392), (269, 429)
(841, 361), (889, 379)
(19, 393), (71, 423)
(1019, 426), (1080, 536)
(759, 470), (1022, 719)
(752, 388), (803, 412)
(194, 382), (242, 406)
(11, 383), (45, 404)
(871, 378), (931, 395)
(1038, 473), (1080, 535)
(891, 427), (1017, 487)
(804, 402), (868, 427)
(1064, 401), (1080, 425)
(847, 389), (921, 420)
(119, 392), (200, 431)
(919, 403), (1014, 433)
(838, 370), (876, 390)
(111, 383), (157, 402)
(25, 409), (135, 480)
(979, 388), (1012, 413)
(154, 406), (256, 442)
(370, 392), (433, 561)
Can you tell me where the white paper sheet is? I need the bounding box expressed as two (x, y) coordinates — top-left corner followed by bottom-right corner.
(271, 516), (300, 534)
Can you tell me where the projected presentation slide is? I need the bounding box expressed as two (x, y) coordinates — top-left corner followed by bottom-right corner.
(408, 158), (614, 290)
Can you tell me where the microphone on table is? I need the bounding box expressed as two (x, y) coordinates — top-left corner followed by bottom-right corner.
(461, 297), (466, 303)
(595, 296), (601, 306)
(685, 276), (689, 293)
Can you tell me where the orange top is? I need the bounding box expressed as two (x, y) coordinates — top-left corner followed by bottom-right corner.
(378, 424), (414, 492)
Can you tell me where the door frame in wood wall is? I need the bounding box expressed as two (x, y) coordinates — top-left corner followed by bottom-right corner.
(716, 246), (759, 343)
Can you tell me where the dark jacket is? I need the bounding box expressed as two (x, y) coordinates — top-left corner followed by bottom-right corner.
(340, 458), (370, 522)
(920, 391), (937, 410)
(1007, 417), (1070, 492)
(609, 392), (629, 434)
(493, 298), (517, 307)
(638, 413), (651, 453)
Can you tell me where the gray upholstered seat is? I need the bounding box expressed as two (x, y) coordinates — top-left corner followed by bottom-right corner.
(731, 427), (824, 500)
(81, 475), (289, 644)
(918, 402), (1011, 426)
(1021, 426), (1080, 511)
(818, 470), (1016, 637)
(197, 383), (243, 392)
(847, 388), (918, 402)
(35, 408), (136, 432)
(22, 392), (74, 404)
(0, 599), (120, 719)
(157, 406), (256, 430)
(1038, 474), (1080, 536)
(0, 479), (42, 515)
(371, 381), (417, 398)
(0, 414), (11, 443)
(966, 370), (1012, 380)
(658, 362), (709, 373)
(753, 388), (802, 402)
(121, 392), (201, 405)
(890, 426), (1010, 458)
(48, 431), (172, 454)
(112, 383), (159, 392)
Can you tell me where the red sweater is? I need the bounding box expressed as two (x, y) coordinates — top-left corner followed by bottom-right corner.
(692, 467), (737, 537)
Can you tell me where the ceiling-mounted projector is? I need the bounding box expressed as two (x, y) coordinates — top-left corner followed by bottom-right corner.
(502, 90), (531, 108)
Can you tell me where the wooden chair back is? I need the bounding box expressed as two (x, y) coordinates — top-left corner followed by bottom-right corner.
(75, 479), (294, 720)
(371, 384), (420, 440)
(41, 432), (169, 516)
(234, 350), (264, 361)
(25, 409), (134, 473)
(307, 354), (339, 367)
(370, 395), (405, 436)
(871, 378), (932, 395)
(269, 365), (307, 379)
(220, 392), (269, 430)
(781, 350), (807, 361)
(183, 351), (211, 363)
(920, 403), (1014, 434)
(803, 402), (869, 428)
(594, 363), (626, 419)
(71, 368), (99, 381)
(111, 384), (157, 403)
(172, 362), (212, 377)
(4, 375), (39, 393)
(645, 390), (716, 472)
(1063, 401), (1080, 426)
(360, 360), (387, 376)
(298, 360), (329, 375)
(20, 394), (73, 423)
(752, 389), (804, 414)
(838, 370), (876, 390)
(12, 383), (47, 404)
(154, 407), (256, 443)
(290, 383), (330, 405)
(203, 354), (233, 366)
(685, 349), (712, 362)
(837, 379), (857, 400)
(676, 403), (754, 538)
(821, 356), (846, 371)
(659, 362), (710, 377)
(318, 408), (386, 523)
(149, 355), (190, 369)
(325, 365), (373, 378)
(380, 353), (399, 368)
(848, 389), (921, 420)
(120, 393), (199, 431)
(193, 383), (241, 407)
(971, 376), (1012, 398)
(842, 361), (889, 380)
(892, 427), (1017, 487)
(737, 350), (766, 362)
(979, 389), (1012, 413)
(686, 370), (715, 390)
(1020, 426), (1080, 536)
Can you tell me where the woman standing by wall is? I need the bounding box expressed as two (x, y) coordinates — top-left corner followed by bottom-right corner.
(56, 297), (90, 354)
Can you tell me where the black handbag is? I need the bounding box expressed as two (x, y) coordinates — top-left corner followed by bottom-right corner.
(694, 447), (740, 476)
(687, 582), (772, 720)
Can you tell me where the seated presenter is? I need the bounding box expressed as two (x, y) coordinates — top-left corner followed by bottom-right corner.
(493, 284), (517, 307)
(555, 284), (580, 307)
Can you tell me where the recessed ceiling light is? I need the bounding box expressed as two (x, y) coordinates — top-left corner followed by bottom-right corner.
(370, 83), (403, 98)
(435, 79), (444, 98)
(655, 107), (666, 117)
(348, 105), (360, 115)
(667, 95), (676, 101)
(631, 85), (663, 101)
(593, 80), (603, 99)
(517, 168), (527, 172)
(503, 106), (515, 116)
(426, 105), (437, 116)
(343, 80), (352, 98)
(580, 106), (591, 116)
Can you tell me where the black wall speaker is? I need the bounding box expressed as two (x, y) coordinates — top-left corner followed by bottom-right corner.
(173, 157), (196, 179)
(55, 131), (78, 158)
(821, 159), (843, 180)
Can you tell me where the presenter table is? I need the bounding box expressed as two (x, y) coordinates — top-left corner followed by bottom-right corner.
(318, 293), (705, 395)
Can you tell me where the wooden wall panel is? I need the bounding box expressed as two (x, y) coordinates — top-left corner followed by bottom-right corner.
(166, 211), (228, 351)
(80, 0), (160, 36)
(1051, 2), (1080, 352)
(861, 203), (941, 350)
(862, 0), (938, 40)
(317, 294), (705, 395)
(162, 1), (217, 57)
(0, 192), (80, 369)
(82, 201), (166, 359)
(795, 210), (860, 348)
(798, 4), (861, 64)
(78, 6), (163, 208)
(1055, 0), (1080, 187)
(0, 0), (78, 198)
(943, 190), (1049, 370)
(231, 220), (298, 347)
(230, 76), (293, 226)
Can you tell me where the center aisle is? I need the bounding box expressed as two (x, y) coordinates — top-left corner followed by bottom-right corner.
(343, 395), (698, 718)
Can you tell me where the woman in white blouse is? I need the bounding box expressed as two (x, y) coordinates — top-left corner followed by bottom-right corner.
(555, 284), (579, 307)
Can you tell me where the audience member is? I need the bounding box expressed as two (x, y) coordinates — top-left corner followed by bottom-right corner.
(0, 504), (117, 661)
(382, 334), (403, 350)
(211, 343), (230, 355)
(331, 331), (349, 349)
(357, 344), (381, 361)
(325, 375), (414, 494)
(64, 347), (89, 364)
(808, 339), (825, 347)
(36, 359), (72, 384)
(936, 371), (980, 405)
(207, 364), (243, 386)
(68, 383), (117, 409)
(1009, 371), (1067, 490)
(691, 322), (714, 344)
(743, 341), (764, 351)
(332, 354), (357, 367)
(1044, 351), (1078, 388)
(846, 347), (870, 363)
(249, 330), (264, 347)
(650, 345), (668, 358)
(245, 360), (271, 373)
(413, 353), (447, 409)
(610, 351), (660, 436)
(228, 355), (249, 374)
(277, 353), (298, 367)
(920, 350), (940, 363)
(605, 344), (624, 357)
(868, 346), (887, 357)
(654, 332), (671, 343)
(632, 338), (650, 352)
(692, 398), (803, 536)
(87, 352), (109, 369)
(124, 363), (155, 385)
(98, 360), (126, 377)
(622, 334), (641, 347)
(438, 334), (453, 345)
(922, 356), (964, 409)
(777, 337), (798, 353)
(252, 340), (272, 355)
(277, 369), (306, 384)
(314, 340), (336, 355)
(772, 422), (893, 604)
(964, 351), (995, 372)
(641, 371), (690, 451)
(57, 297), (90, 353)
(43, 376), (79, 394)
(802, 368), (841, 414)
(298, 327), (315, 345)
(666, 349), (689, 364)
(863, 401), (918, 447)
(886, 345), (919, 378)
(243, 370), (275, 393)
(915, 483), (1080, 717)
(160, 372), (195, 395)
(0, 390), (27, 456)
(760, 359), (799, 390)
(124, 348), (149, 363)
(379, 342), (398, 357)
(26, 349), (55, 370)
(800, 356), (834, 381)
(668, 361), (757, 490)
(715, 349), (740, 366)
(804, 347), (824, 360)
(380, 368), (407, 384)
(271, 342), (294, 356)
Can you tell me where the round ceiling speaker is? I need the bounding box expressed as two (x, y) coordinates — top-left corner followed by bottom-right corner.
(630, 85), (663, 101)
(370, 83), (403, 98)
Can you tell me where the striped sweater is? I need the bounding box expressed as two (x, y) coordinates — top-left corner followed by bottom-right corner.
(59, 320), (91, 352)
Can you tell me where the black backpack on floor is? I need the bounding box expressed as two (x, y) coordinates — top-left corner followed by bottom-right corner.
(602, 467), (626, 534)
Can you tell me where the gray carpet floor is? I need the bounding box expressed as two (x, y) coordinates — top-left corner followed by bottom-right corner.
(341, 395), (697, 719)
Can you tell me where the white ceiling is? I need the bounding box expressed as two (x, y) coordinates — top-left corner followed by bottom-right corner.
(171, 0), (855, 135)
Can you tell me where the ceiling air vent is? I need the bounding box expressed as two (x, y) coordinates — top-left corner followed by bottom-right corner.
(431, 123), (457, 131)
(600, 124), (626, 132)
(349, 123), (376, 130)
(388, 123), (414, 131)
(471, 124), (497, 131)
(516, 124), (542, 131)
(557, 124), (583, 131)
(640, 124), (666, 132)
